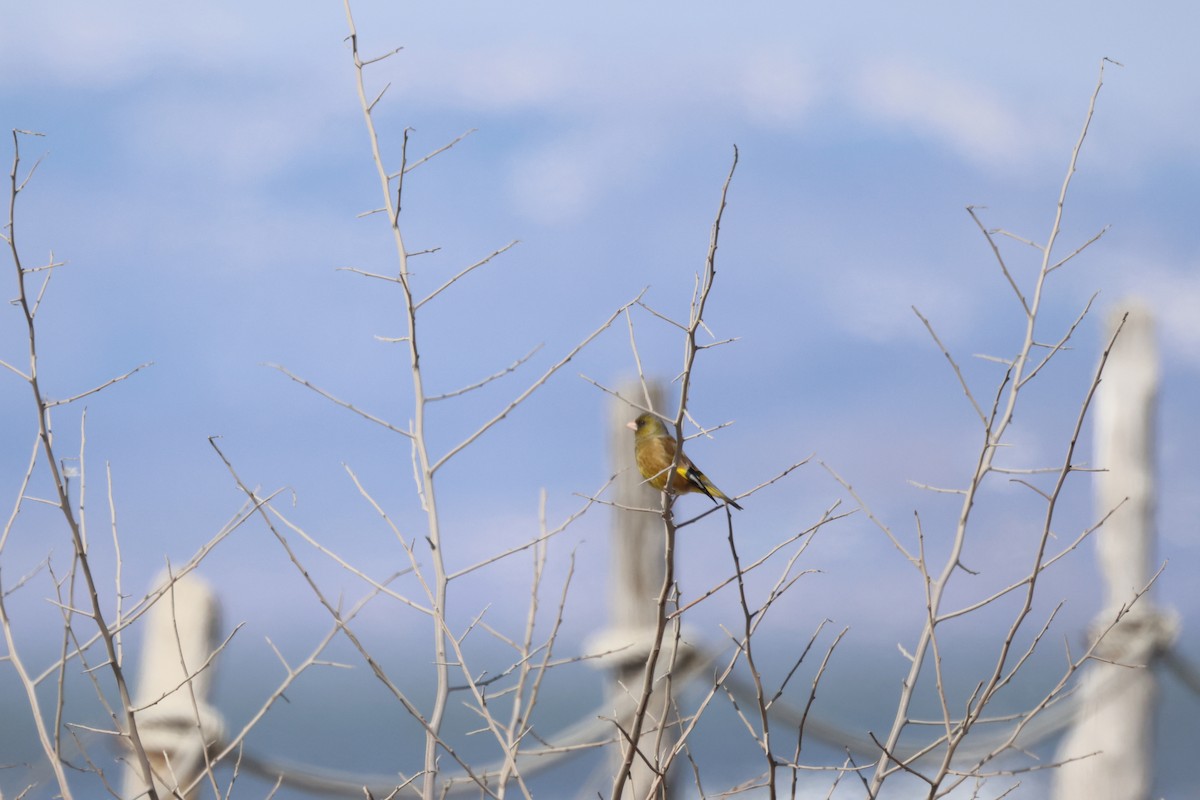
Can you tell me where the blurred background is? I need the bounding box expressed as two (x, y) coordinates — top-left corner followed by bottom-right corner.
(1, 1), (1197, 797)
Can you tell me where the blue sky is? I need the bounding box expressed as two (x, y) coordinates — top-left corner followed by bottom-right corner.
(2, 1), (1199, 797)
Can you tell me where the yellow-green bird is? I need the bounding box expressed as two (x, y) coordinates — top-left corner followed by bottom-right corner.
(627, 412), (742, 510)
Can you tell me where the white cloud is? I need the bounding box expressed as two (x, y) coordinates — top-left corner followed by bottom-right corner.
(739, 53), (820, 127)
(817, 261), (977, 345)
(450, 48), (575, 110)
(851, 60), (1039, 170)
(0, 5), (248, 89)
(1118, 274), (1200, 367)
(1093, 244), (1200, 368)
(508, 142), (595, 224)
(119, 72), (347, 187)
(506, 124), (660, 224)
(392, 45), (578, 112)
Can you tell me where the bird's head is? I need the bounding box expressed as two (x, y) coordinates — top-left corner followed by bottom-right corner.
(628, 412), (667, 438)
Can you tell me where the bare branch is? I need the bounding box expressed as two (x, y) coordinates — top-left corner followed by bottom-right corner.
(428, 343), (543, 402)
(394, 129), (477, 175)
(433, 292), (645, 473)
(1017, 293), (1097, 388)
(366, 81), (391, 114)
(5, 126), (160, 799)
(913, 306), (987, 428)
(966, 205), (1029, 317)
(823, 462), (917, 566)
(415, 240), (519, 310)
(0, 356), (30, 380)
(336, 266), (402, 282)
(1047, 225), (1110, 273)
(45, 362), (153, 407)
(265, 362), (414, 439)
(992, 228), (1042, 251)
(360, 45), (404, 67)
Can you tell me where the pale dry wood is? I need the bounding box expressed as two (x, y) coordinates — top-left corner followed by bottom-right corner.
(865, 59), (1124, 798)
(4, 128), (158, 800)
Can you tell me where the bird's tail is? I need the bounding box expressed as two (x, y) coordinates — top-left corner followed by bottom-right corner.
(686, 467), (743, 510)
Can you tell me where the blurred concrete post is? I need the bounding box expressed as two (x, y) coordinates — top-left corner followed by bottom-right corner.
(1053, 302), (1176, 800)
(123, 571), (226, 800)
(586, 380), (680, 799)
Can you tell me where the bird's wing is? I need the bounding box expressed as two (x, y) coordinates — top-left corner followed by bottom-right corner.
(681, 462), (720, 502)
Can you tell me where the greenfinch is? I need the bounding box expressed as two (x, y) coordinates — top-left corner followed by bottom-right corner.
(627, 412), (742, 510)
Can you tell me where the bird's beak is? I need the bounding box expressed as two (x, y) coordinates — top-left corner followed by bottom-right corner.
(626, 421), (638, 431)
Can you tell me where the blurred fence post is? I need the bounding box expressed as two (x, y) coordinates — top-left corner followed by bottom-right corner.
(123, 571), (225, 800)
(587, 380), (681, 799)
(1053, 301), (1177, 800)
